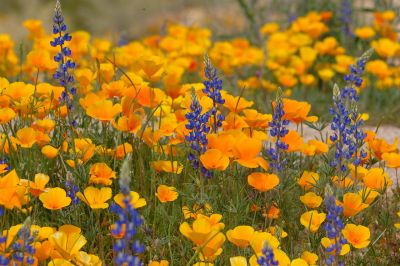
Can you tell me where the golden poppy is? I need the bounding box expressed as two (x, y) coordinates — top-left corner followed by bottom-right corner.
(200, 149), (230, 171)
(338, 193), (369, 217)
(156, 185), (178, 203)
(86, 100), (122, 122)
(113, 191), (146, 209)
(76, 186), (112, 209)
(39, 187), (71, 210)
(151, 160), (183, 174)
(247, 172), (279, 192)
(299, 192), (322, 208)
(342, 224), (370, 249)
(300, 210), (326, 232)
(226, 225), (254, 248)
(89, 163), (116, 186)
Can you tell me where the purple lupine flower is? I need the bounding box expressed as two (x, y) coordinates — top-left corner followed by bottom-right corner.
(185, 90), (212, 178)
(203, 55), (224, 133)
(267, 88), (289, 173)
(110, 157), (144, 266)
(323, 195), (347, 266)
(329, 49), (373, 172)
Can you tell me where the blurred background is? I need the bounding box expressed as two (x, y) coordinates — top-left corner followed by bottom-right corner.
(0, 0), (394, 42)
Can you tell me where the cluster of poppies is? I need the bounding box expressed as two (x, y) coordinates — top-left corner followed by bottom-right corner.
(0, 1), (399, 265)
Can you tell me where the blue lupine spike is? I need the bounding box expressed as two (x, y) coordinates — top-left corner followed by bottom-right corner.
(267, 88), (289, 173)
(185, 89), (212, 177)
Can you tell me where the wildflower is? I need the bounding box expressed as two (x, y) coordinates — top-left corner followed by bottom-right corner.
(39, 187), (71, 210)
(41, 145), (59, 159)
(76, 186), (112, 209)
(297, 171), (319, 190)
(257, 243), (279, 266)
(89, 163), (117, 186)
(149, 260), (169, 266)
(342, 224), (370, 249)
(229, 256), (247, 266)
(10, 217), (37, 265)
(363, 167), (392, 190)
(12, 127), (37, 148)
(330, 49), (373, 173)
(281, 99), (317, 124)
(0, 170), (24, 209)
(114, 191), (146, 209)
(222, 92), (253, 113)
(155, 185), (178, 203)
(86, 100), (122, 122)
(299, 192), (322, 208)
(301, 251), (318, 265)
(233, 137), (269, 170)
(354, 27), (375, 39)
(64, 172), (79, 205)
(179, 214), (225, 262)
(199, 149), (229, 171)
(203, 55), (224, 133)
(382, 152), (400, 168)
(267, 89), (289, 173)
(0, 107), (15, 124)
(185, 90), (212, 177)
(49, 225), (87, 260)
(247, 172), (279, 192)
(338, 193), (368, 217)
(151, 160), (183, 174)
(109, 156), (145, 265)
(300, 210), (326, 232)
(340, 0), (353, 37)
(323, 195), (347, 266)
(24, 173), (49, 197)
(51, 0), (77, 124)
(226, 225), (254, 248)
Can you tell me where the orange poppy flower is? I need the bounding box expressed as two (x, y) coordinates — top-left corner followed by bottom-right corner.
(300, 192), (322, 208)
(226, 225), (254, 248)
(89, 163), (116, 186)
(49, 228), (87, 260)
(41, 145), (59, 159)
(28, 173), (49, 197)
(76, 186), (112, 209)
(139, 55), (164, 82)
(363, 168), (392, 190)
(280, 98), (318, 123)
(200, 149), (230, 171)
(222, 112), (248, 131)
(382, 152), (400, 168)
(297, 171), (319, 190)
(73, 138), (96, 162)
(242, 109), (272, 128)
(151, 160), (183, 174)
(115, 142), (133, 160)
(281, 130), (304, 152)
(39, 187), (71, 210)
(12, 127), (37, 148)
(207, 133), (235, 157)
(156, 185), (179, 203)
(114, 191), (146, 209)
(369, 138), (398, 160)
(86, 100), (122, 122)
(233, 137), (268, 170)
(0, 170), (24, 209)
(222, 92), (253, 113)
(342, 224), (370, 249)
(338, 193), (369, 217)
(300, 210), (326, 232)
(101, 80), (128, 98)
(247, 172), (279, 192)
(0, 107), (15, 124)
